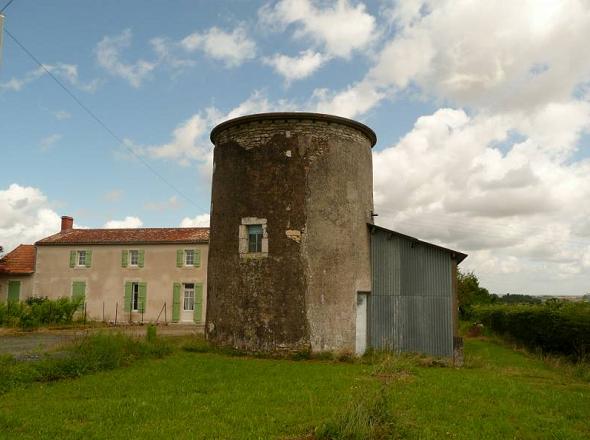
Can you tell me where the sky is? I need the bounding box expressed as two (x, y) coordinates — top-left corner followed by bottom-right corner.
(1, 0), (589, 296)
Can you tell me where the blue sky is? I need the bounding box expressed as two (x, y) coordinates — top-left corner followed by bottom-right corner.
(1, 0), (590, 295)
(1, 0), (433, 227)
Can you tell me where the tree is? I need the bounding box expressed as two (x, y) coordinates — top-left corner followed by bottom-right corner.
(457, 269), (496, 318)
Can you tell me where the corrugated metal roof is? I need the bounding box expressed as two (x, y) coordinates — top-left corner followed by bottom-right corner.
(368, 223), (467, 263)
(36, 228), (210, 246)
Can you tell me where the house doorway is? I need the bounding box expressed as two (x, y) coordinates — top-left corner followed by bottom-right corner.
(181, 283), (195, 322)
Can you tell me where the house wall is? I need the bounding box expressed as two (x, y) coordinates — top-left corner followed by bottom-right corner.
(370, 230), (457, 357)
(33, 243), (208, 324)
(0, 274), (34, 302)
(207, 114), (374, 353)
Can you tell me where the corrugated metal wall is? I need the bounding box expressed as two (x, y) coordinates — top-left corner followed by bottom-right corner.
(369, 230), (454, 357)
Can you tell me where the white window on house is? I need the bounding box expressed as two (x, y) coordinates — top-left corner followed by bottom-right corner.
(129, 250), (139, 266)
(183, 283), (195, 311)
(77, 250), (86, 267)
(185, 249), (195, 266)
(248, 225), (263, 253)
(131, 282), (140, 312)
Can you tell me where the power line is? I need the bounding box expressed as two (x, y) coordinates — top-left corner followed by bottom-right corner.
(3, 27), (207, 213)
(1, 0), (15, 13)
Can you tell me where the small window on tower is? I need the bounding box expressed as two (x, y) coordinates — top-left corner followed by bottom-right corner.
(247, 225), (263, 253)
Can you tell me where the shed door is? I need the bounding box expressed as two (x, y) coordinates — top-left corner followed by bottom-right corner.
(355, 292), (368, 355)
(8, 281), (20, 302)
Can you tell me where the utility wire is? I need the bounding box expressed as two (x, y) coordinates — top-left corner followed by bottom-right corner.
(3, 27), (206, 212)
(1, 0), (15, 13)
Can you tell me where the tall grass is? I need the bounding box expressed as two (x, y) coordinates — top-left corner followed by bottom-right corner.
(0, 332), (172, 395)
(314, 387), (395, 440)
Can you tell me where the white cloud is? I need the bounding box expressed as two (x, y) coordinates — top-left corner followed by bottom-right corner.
(263, 50), (328, 82)
(129, 91), (296, 172)
(96, 29), (157, 88)
(54, 110), (71, 120)
(373, 108), (590, 294)
(0, 63), (99, 93)
(103, 189), (123, 202)
(180, 214), (210, 227)
(313, 79), (385, 118)
(144, 196), (181, 211)
(140, 108), (219, 168)
(103, 216), (143, 229)
(319, 0), (590, 118)
(149, 37), (196, 72)
(0, 184), (62, 253)
(40, 133), (62, 151)
(259, 0), (377, 58)
(181, 26), (256, 67)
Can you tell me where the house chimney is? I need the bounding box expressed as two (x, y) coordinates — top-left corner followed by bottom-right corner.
(61, 216), (73, 232)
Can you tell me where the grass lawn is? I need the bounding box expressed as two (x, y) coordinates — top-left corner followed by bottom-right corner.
(388, 339), (590, 439)
(0, 338), (588, 439)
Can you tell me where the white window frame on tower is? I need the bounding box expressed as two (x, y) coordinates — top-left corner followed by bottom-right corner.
(239, 217), (268, 258)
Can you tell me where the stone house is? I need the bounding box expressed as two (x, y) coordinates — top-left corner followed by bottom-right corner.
(1, 216), (209, 324)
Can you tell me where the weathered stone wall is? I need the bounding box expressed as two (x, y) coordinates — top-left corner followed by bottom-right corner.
(207, 114), (375, 353)
(303, 129), (373, 352)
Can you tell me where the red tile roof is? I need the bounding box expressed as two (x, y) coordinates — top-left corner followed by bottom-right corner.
(36, 228), (210, 246)
(0, 245), (36, 274)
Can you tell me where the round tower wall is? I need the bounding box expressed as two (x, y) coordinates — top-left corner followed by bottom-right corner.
(206, 114), (375, 352)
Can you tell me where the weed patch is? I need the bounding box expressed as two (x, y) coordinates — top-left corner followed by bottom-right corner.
(0, 332), (172, 395)
(314, 387), (396, 440)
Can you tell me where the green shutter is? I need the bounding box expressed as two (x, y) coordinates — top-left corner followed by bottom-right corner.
(69, 251), (76, 268)
(7, 281), (20, 302)
(85, 250), (92, 268)
(176, 250), (183, 268)
(172, 282), (181, 322)
(124, 282), (132, 312)
(138, 282), (147, 313)
(194, 283), (203, 323)
(138, 250), (145, 268)
(72, 281), (86, 310)
(193, 249), (201, 267)
(121, 250), (128, 268)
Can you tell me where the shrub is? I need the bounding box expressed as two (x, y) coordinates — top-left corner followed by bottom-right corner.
(0, 297), (83, 329)
(472, 302), (590, 359)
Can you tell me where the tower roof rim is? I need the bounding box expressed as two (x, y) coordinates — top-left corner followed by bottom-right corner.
(209, 112), (377, 147)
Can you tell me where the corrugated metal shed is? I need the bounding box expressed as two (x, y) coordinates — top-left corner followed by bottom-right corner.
(368, 225), (465, 357)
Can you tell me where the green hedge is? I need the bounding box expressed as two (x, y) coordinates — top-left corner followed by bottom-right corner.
(0, 297), (83, 329)
(471, 302), (590, 359)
